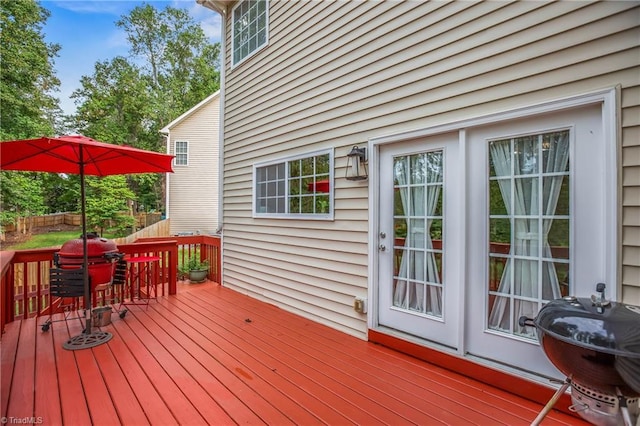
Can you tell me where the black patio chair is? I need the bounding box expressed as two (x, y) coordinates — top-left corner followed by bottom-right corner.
(41, 267), (88, 332)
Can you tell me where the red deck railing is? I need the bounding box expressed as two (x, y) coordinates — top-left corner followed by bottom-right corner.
(0, 235), (221, 334)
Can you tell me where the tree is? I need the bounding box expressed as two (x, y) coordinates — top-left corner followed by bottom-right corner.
(42, 173), (80, 214)
(0, 0), (62, 232)
(72, 57), (154, 148)
(0, 172), (46, 232)
(0, 0), (61, 140)
(71, 3), (221, 215)
(85, 176), (136, 236)
(115, 4), (221, 148)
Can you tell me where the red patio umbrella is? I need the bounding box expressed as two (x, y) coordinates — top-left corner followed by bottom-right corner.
(0, 135), (174, 349)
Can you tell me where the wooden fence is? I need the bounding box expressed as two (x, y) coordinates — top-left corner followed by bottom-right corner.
(2, 213), (81, 233)
(2, 212), (163, 234)
(112, 219), (171, 244)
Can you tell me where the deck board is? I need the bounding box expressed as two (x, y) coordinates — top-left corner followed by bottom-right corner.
(109, 312), (209, 424)
(123, 310), (235, 423)
(160, 296), (345, 425)
(189, 288), (544, 425)
(103, 321), (176, 425)
(34, 320), (62, 425)
(52, 313), (92, 425)
(2, 282), (588, 425)
(172, 292), (387, 425)
(1, 315), (19, 417)
(177, 292), (437, 425)
(8, 319), (35, 418)
(75, 345), (122, 425)
(189, 285), (553, 424)
(141, 302), (296, 425)
(91, 341), (148, 425)
(133, 306), (270, 425)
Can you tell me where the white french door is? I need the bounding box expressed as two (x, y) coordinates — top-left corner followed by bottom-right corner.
(465, 104), (607, 378)
(377, 133), (461, 349)
(374, 100), (614, 379)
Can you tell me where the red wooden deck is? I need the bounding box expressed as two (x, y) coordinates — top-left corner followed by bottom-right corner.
(1, 282), (586, 425)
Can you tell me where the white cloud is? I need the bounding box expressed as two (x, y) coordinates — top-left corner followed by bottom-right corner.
(105, 27), (130, 50)
(199, 12), (222, 42)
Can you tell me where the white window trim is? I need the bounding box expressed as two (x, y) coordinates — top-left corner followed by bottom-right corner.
(174, 140), (189, 166)
(252, 148), (334, 220)
(368, 87), (619, 331)
(231, 0), (269, 69)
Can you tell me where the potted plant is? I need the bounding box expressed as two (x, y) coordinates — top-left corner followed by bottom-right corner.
(179, 255), (209, 283)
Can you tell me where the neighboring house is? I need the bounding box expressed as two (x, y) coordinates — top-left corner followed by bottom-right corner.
(198, 0), (639, 398)
(160, 91), (221, 236)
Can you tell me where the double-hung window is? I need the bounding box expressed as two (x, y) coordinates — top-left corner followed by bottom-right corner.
(232, 0), (268, 66)
(254, 150), (333, 219)
(174, 141), (188, 166)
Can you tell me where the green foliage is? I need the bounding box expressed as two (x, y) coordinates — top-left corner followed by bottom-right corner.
(41, 173), (79, 213)
(0, 172), (46, 226)
(0, 0), (63, 230)
(116, 4), (221, 132)
(68, 3), (221, 216)
(72, 57), (155, 148)
(179, 254), (210, 275)
(85, 176), (136, 236)
(128, 173), (163, 212)
(0, 0), (61, 140)
(0, 0), (61, 231)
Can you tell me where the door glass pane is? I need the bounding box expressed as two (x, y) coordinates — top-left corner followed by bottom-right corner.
(548, 219), (569, 260)
(393, 151), (444, 318)
(487, 130), (570, 339)
(489, 179), (509, 215)
(408, 219), (425, 248)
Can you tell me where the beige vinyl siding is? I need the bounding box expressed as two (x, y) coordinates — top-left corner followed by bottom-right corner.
(221, 1), (640, 337)
(167, 96), (220, 235)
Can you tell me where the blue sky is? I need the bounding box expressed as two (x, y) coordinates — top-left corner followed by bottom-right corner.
(41, 0), (222, 116)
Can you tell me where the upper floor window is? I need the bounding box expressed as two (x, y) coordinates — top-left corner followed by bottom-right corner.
(254, 150), (333, 219)
(174, 141), (188, 166)
(232, 0), (268, 66)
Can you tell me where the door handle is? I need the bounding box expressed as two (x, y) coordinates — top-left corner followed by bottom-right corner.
(379, 244), (386, 252)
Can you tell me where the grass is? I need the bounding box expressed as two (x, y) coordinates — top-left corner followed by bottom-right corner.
(7, 230), (119, 250)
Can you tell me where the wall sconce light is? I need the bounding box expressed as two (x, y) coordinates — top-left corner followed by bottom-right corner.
(345, 145), (368, 181)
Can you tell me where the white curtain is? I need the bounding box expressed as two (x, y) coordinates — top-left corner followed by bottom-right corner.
(393, 153), (443, 317)
(394, 157), (410, 308)
(488, 133), (569, 335)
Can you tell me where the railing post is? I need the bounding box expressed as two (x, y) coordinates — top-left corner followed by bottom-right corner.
(214, 237), (221, 283)
(168, 244), (178, 295)
(1, 251), (17, 333)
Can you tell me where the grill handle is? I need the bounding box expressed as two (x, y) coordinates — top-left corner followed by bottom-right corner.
(518, 316), (535, 327)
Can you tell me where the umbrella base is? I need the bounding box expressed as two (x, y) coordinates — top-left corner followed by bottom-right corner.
(63, 330), (113, 350)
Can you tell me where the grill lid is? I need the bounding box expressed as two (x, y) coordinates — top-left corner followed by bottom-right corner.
(534, 296), (640, 358)
(59, 232), (118, 258)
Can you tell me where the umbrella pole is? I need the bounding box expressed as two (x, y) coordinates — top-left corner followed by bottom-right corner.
(63, 147), (113, 350)
(80, 159), (92, 334)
